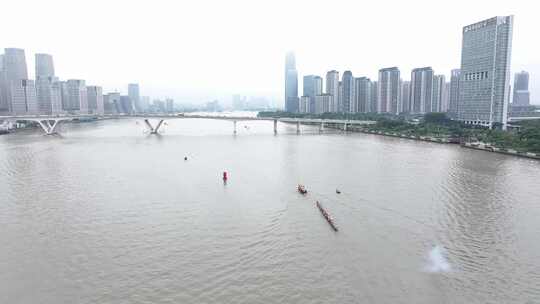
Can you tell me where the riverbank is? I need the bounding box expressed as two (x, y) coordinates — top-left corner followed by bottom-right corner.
(359, 127), (540, 160)
(262, 111), (540, 157)
(461, 142), (540, 160)
(321, 123), (456, 144)
(358, 128), (456, 144)
(322, 123), (540, 161)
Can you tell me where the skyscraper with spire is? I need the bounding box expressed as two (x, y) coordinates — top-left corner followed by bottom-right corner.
(284, 52), (298, 112)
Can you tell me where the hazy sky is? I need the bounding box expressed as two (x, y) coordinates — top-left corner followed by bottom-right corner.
(1, 0), (538, 105)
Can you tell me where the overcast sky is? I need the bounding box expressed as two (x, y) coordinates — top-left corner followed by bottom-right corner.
(1, 0), (538, 105)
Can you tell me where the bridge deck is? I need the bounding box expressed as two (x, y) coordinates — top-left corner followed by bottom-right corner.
(0, 114), (376, 124)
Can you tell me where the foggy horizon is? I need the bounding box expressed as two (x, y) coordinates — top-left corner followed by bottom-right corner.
(2, 0), (538, 105)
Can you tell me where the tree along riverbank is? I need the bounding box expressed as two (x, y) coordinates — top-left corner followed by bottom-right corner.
(259, 111), (540, 156)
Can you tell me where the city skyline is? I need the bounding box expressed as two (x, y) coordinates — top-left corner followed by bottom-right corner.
(290, 15), (532, 129)
(0, 24), (528, 119)
(1, 0), (538, 104)
(0, 48), (185, 116)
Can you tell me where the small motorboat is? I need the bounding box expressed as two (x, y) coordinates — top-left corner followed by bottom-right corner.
(297, 184), (307, 195)
(336, 189), (341, 194)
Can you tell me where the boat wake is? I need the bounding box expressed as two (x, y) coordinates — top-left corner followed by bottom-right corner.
(424, 245), (451, 273)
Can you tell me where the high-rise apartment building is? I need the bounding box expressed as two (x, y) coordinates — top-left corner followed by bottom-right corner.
(432, 75), (446, 112)
(303, 75), (323, 96)
(36, 76), (62, 115)
(314, 94), (331, 114)
(325, 70), (339, 112)
(410, 67), (433, 114)
(119, 96), (133, 114)
(400, 81), (411, 113)
(355, 77), (371, 113)
(10, 79), (38, 115)
(152, 99), (166, 113)
(4, 48), (28, 81)
(303, 75), (323, 113)
(513, 71), (530, 106)
(35, 53), (55, 79)
(448, 69), (461, 119)
(458, 16), (513, 128)
(377, 67), (400, 114)
(284, 52), (298, 112)
(370, 81), (378, 113)
(64, 79), (88, 113)
(87, 86), (104, 115)
(232, 94), (247, 110)
(338, 81), (343, 112)
(0, 54), (7, 111)
(441, 82), (450, 112)
(104, 92), (121, 114)
(341, 71), (355, 113)
(166, 98), (174, 113)
(2, 48), (29, 113)
(140, 96), (150, 111)
(128, 83), (141, 112)
(299, 96), (310, 113)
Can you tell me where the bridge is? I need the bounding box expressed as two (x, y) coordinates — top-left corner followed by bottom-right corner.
(0, 115), (97, 135)
(0, 113), (376, 135)
(508, 116), (540, 122)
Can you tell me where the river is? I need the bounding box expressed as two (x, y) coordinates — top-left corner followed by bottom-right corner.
(1, 117), (540, 303)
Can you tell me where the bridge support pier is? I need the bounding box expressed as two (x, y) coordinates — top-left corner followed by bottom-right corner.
(273, 119), (277, 135)
(296, 121), (300, 134)
(36, 119), (61, 135)
(233, 120), (237, 135)
(144, 119), (165, 134)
